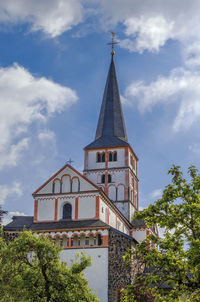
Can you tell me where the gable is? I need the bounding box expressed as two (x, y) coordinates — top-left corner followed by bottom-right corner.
(33, 164), (99, 195)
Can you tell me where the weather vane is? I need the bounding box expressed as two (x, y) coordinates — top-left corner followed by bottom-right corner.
(66, 158), (74, 165)
(107, 32), (119, 56)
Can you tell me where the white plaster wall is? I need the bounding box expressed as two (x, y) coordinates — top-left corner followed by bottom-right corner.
(115, 202), (129, 220)
(57, 197), (75, 220)
(108, 185), (116, 201)
(129, 203), (136, 221)
(108, 148), (125, 168)
(60, 248), (108, 302)
(78, 196), (96, 219)
(114, 170), (126, 186)
(129, 150), (137, 175)
(88, 150), (106, 170)
(133, 229), (146, 243)
(109, 208), (116, 228)
(124, 226), (129, 235)
(37, 199), (55, 221)
(37, 166), (96, 195)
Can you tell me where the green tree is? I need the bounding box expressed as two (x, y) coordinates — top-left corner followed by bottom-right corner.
(122, 165), (200, 302)
(0, 231), (99, 302)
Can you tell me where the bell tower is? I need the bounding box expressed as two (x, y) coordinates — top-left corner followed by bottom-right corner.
(84, 49), (139, 222)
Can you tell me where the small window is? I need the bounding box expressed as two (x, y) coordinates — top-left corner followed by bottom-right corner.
(97, 234), (102, 246)
(97, 153), (101, 162)
(52, 182), (55, 193)
(63, 203), (72, 220)
(102, 153), (105, 162)
(108, 174), (112, 183)
(109, 152), (113, 162)
(113, 152), (117, 161)
(101, 174), (105, 184)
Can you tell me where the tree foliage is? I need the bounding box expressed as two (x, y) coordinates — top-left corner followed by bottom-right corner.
(122, 165), (200, 302)
(0, 231), (99, 302)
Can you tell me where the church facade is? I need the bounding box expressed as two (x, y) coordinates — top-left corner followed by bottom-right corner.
(4, 53), (157, 302)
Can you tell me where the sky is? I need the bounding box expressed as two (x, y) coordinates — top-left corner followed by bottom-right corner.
(0, 0), (200, 224)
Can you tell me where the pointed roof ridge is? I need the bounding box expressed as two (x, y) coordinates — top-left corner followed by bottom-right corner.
(85, 55), (129, 149)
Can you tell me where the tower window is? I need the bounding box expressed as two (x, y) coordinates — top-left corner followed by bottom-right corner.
(109, 152), (113, 161)
(102, 152), (105, 162)
(113, 151), (117, 161)
(101, 174), (105, 184)
(108, 174), (112, 183)
(63, 203), (72, 220)
(97, 153), (101, 162)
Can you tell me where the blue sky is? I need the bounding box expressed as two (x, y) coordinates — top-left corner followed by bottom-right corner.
(1, 0), (200, 223)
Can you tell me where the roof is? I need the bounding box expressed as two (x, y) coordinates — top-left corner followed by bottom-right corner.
(85, 55), (129, 149)
(3, 216), (109, 232)
(131, 219), (146, 228)
(110, 227), (138, 244)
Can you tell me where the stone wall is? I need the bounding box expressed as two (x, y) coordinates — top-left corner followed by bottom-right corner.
(108, 229), (136, 302)
(3, 231), (19, 242)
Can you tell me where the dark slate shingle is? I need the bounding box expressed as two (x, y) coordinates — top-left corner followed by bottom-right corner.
(85, 56), (130, 150)
(3, 216), (109, 231)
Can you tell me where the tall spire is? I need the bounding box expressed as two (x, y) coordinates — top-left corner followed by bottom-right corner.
(85, 53), (129, 149)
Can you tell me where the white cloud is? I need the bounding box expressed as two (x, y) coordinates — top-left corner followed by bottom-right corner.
(150, 189), (162, 200)
(0, 182), (22, 205)
(189, 143), (200, 155)
(38, 130), (55, 142)
(0, 0), (83, 37)
(2, 211), (26, 226)
(0, 63), (78, 170)
(124, 68), (200, 131)
(94, 0), (200, 59)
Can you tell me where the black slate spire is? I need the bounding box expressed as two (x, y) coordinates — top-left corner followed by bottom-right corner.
(85, 55), (129, 149)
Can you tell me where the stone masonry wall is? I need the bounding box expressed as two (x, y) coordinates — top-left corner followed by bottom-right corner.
(108, 229), (136, 302)
(3, 231), (19, 242)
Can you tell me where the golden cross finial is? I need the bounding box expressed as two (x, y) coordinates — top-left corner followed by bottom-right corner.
(107, 32), (119, 56)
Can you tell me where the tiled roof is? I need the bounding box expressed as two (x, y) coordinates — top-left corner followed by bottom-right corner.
(3, 216), (109, 231)
(85, 56), (129, 150)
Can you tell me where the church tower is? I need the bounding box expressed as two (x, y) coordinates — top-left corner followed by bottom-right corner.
(84, 53), (139, 222)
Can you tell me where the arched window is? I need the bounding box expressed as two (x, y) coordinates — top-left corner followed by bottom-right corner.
(101, 174), (105, 184)
(62, 175), (71, 193)
(62, 236), (68, 248)
(63, 203), (72, 220)
(71, 235), (79, 247)
(97, 153), (101, 162)
(53, 179), (60, 194)
(108, 186), (116, 201)
(113, 151), (117, 161)
(102, 152), (105, 162)
(80, 234), (86, 246)
(108, 174), (112, 183)
(109, 152), (113, 162)
(117, 185), (125, 201)
(72, 177), (80, 192)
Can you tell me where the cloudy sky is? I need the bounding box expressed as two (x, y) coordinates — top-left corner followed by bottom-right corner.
(1, 0), (200, 224)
